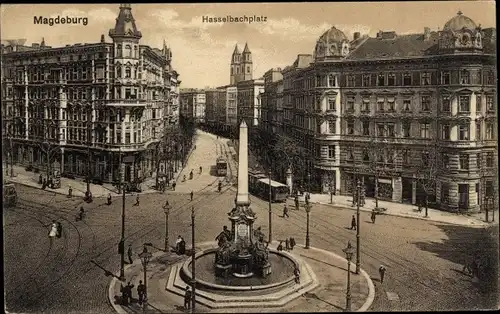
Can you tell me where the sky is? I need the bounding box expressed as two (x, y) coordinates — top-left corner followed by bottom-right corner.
(1, 1), (496, 89)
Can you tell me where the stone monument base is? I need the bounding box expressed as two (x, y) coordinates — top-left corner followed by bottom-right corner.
(232, 253), (253, 278)
(214, 264), (232, 278)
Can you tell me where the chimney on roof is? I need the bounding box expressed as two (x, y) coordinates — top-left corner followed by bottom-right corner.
(41, 37), (45, 47)
(424, 27), (431, 40)
(353, 32), (361, 40)
(100, 34), (105, 43)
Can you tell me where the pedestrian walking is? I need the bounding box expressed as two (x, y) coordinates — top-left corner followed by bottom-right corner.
(127, 244), (133, 264)
(282, 204), (290, 218)
(351, 215), (357, 230)
(371, 210), (376, 224)
(184, 286), (192, 310)
(134, 194), (140, 206)
(137, 280), (146, 305)
(285, 238), (290, 251)
(56, 222), (63, 238)
(199, 166), (203, 174)
(294, 196), (299, 210)
(172, 181), (176, 191)
(107, 193), (112, 205)
(126, 282), (134, 304)
(189, 170), (193, 180)
(120, 283), (129, 306)
(289, 237), (296, 250)
(38, 173), (43, 185)
(277, 241), (284, 251)
(48, 220), (58, 244)
(42, 178), (47, 190)
(379, 265), (387, 283)
(68, 185), (73, 198)
(190, 191), (194, 201)
(218, 181), (222, 193)
(76, 207), (85, 221)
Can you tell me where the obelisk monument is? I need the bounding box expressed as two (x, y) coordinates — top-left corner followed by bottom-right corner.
(236, 120), (250, 206)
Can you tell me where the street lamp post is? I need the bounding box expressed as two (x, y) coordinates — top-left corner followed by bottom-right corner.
(119, 149), (126, 281)
(139, 246), (152, 309)
(305, 202), (311, 249)
(190, 206), (196, 313)
(355, 180), (361, 275)
(163, 201), (171, 251)
(268, 169), (272, 244)
(343, 241), (354, 312)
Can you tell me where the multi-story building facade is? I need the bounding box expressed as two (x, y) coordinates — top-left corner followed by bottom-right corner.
(265, 11), (497, 213)
(204, 89), (218, 124)
(236, 79), (264, 127)
(204, 88), (227, 131)
(262, 68), (284, 134)
(1, 4), (180, 183)
(225, 85), (238, 127)
(165, 67), (180, 126)
(179, 88), (206, 123)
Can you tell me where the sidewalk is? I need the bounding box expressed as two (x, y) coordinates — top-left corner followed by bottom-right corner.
(107, 241), (374, 313)
(293, 193), (496, 228)
(5, 148), (192, 198)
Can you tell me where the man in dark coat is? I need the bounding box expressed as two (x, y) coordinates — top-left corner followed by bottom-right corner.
(282, 204), (290, 218)
(126, 282), (134, 304)
(56, 222), (63, 238)
(127, 244), (133, 264)
(351, 215), (357, 230)
(190, 191), (194, 201)
(184, 286), (192, 310)
(172, 181), (176, 191)
(137, 280), (146, 305)
(379, 265), (387, 283)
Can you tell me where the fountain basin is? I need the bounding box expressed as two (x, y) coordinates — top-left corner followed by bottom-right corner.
(181, 247), (298, 291)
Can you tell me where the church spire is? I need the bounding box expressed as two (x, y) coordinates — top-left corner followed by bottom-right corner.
(232, 44), (240, 55)
(243, 42), (251, 54)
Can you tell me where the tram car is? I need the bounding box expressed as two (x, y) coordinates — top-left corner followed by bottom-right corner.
(216, 156), (228, 176)
(248, 170), (289, 202)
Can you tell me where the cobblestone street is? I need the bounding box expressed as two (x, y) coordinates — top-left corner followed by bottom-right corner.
(4, 131), (498, 313)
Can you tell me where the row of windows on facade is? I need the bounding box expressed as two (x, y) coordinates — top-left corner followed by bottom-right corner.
(318, 119), (495, 140)
(10, 86), (162, 101)
(441, 181), (496, 204)
(290, 93), (495, 113)
(12, 63), (162, 83)
(26, 126), (155, 144)
(20, 107), (161, 122)
(3, 53), (108, 77)
(319, 145), (495, 170)
(288, 69), (496, 90)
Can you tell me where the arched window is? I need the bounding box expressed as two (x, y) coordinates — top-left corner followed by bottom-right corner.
(134, 46), (138, 58)
(328, 74), (336, 87)
(125, 66), (131, 78)
(116, 65), (122, 78)
(125, 45), (132, 58)
(116, 44), (122, 57)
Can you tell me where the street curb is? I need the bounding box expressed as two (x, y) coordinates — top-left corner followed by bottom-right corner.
(107, 242), (374, 313)
(304, 246), (375, 312)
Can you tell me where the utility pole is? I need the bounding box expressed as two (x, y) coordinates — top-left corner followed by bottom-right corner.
(191, 206), (196, 313)
(268, 167), (272, 244)
(355, 180), (361, 275)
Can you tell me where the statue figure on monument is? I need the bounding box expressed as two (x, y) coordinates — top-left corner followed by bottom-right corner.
(215, 237), (231, 265)
(253, 235), (270, 266)
(215, 226), (232, 247)
(253, 226), (265, 241)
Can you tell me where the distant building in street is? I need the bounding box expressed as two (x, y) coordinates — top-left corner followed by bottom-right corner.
(262, 11), (497, 213)
(0, 4), (181, 183)
(205, 88), (226, 127)
(236, 78), (264, 127)
(262, 68), (284, 134)
(179, 88), (206, 123)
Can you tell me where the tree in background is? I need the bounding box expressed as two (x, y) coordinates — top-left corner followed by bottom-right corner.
(413, 141), (440, 217)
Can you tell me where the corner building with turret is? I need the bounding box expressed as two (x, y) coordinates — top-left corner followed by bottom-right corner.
(262, 11), (497, 213)
(1, 4), (181, 183)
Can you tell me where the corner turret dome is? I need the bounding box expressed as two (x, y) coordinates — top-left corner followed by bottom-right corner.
(443, 11), (478, 31)
(314, 26), (350, 61)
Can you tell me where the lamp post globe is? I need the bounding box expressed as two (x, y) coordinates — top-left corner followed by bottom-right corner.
(139, 245), (153, 307)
